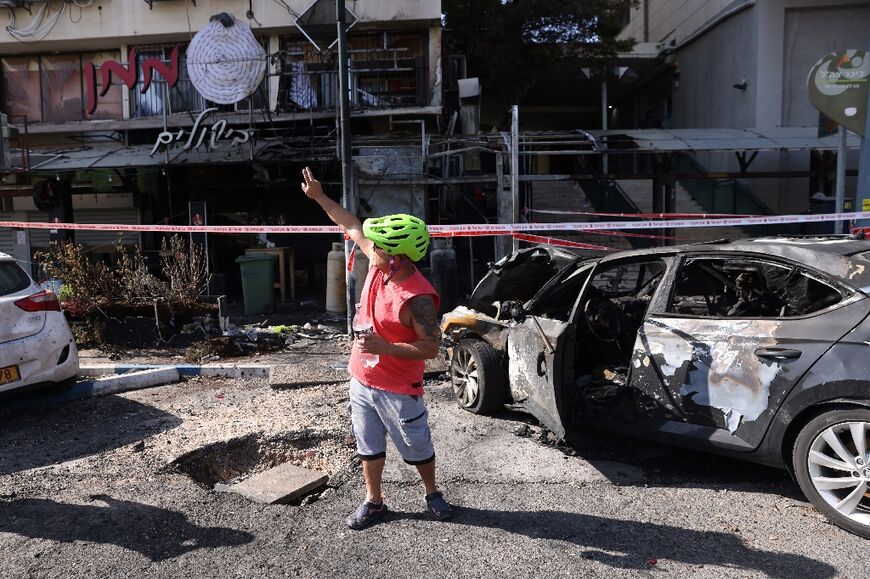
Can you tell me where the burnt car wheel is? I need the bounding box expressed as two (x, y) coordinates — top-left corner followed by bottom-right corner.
(450, 339), (505, 414)
(793, 408), (870, 539)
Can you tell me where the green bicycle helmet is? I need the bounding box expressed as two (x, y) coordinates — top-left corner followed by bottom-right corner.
(362, 213), (430, 262)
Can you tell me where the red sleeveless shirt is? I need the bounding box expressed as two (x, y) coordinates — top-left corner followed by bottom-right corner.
(349, 266), (440, 395)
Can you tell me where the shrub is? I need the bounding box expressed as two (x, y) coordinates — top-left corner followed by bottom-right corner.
(113, 240), (166, 303)
(36, 237), (209, 310)
(35, 242), (114, 305)
(160, 235), (210, 304)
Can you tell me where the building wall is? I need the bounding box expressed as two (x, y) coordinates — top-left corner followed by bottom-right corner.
(670, 6), (758, 129)
(754, 0), (868, 213)
(620, 0), (737, 43)
(0, 0), (442, 53)
(625, 0), (866, 215)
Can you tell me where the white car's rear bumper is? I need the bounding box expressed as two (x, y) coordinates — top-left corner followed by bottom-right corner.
(0, 320), (79, 393)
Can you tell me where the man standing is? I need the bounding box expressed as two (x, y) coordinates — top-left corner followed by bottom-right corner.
(301, 167), (451, 530)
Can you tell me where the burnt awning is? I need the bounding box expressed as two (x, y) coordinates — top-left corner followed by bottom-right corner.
(591, 127), (863, 153)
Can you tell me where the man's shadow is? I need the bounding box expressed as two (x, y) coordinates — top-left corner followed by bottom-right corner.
(393, 507), (836, 578)
(0, 495), (254, 562)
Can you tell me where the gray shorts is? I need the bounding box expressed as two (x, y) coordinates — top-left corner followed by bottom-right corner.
(348, 378), (435, 465)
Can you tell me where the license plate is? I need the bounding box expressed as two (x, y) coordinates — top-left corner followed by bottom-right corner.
(0, 365), (21, 385)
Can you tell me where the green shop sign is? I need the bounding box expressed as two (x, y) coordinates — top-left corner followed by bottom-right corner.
(808, 49), (868, 136)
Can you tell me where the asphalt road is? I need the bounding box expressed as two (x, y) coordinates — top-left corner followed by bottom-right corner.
(0, 374), (865, 578)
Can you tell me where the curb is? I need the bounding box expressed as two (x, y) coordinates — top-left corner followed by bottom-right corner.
(0, 367), (182, 412)
(78, 364), (272, 379)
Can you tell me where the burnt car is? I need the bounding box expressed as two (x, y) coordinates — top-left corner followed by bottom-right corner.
(441, 236), (870, 538)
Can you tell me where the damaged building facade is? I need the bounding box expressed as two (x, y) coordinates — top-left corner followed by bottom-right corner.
(0, 0), (444, 297)
(616, 0), (869, 215)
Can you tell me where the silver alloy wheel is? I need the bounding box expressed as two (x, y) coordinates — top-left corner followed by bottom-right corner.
(807, 421), (870, 526)
(450, 346), (479, 408)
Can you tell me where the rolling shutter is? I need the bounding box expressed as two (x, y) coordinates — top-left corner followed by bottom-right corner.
(26, 208), (141, 250)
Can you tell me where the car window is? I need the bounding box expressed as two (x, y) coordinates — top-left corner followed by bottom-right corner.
(668, 257), (845, 318)
(527, 264), (593, 320)
(589, 261), (665, 297)
(0, 261), (32, 296)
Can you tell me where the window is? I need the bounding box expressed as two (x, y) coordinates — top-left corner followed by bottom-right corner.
(278, 31), (426, 112)
(1, 52), (122, 123)
(0, 262), (31, 296)
(590, 260), (666, 296)
(132, 45), (201, 117)
(130, 44), (268, 117)
(668, 257), (844, 318)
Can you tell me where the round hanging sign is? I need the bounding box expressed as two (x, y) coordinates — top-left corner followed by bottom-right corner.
(808, 49), (869, 136)
(186, 13), (266, 105)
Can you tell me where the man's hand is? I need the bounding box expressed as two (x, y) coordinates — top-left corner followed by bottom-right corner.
(300, 165), (373, 258)
(357, 332), (393, 355)
(301, 167), (324, 200)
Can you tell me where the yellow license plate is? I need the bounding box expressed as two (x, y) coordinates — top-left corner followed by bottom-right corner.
(0, 365), (21, 385)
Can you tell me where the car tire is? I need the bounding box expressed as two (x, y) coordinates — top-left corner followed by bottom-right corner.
(450, 339), (505, 414)
(793, 407), (870, 539)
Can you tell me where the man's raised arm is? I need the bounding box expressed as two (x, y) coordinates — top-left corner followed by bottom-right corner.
(300, 167), (373, 258)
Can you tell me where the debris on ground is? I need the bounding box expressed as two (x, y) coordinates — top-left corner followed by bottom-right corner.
(184, 336), (245, 363)
(214, 462), (328, 504)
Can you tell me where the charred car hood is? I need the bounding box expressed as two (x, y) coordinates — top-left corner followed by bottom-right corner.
(468, 247), (582, 316)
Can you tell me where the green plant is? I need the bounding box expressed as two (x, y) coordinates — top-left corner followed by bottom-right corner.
(35, 242), (114, 305)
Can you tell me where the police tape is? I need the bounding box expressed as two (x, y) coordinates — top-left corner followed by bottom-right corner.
(523, 208), (757, 219)
(1, 210), (868, 236)
(511, 233), (614, 251)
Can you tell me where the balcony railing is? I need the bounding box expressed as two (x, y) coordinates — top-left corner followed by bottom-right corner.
(278, 58), (426, 113)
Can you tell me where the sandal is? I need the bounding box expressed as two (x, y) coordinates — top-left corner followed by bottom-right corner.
(425, 491), (452, 521)
(346, 500), (388, 530)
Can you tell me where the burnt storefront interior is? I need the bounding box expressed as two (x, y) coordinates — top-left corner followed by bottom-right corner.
(0, 20), (445, 297)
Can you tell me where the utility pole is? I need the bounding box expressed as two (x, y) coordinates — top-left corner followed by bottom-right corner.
(601, 79), (608, 175)
(858, 42), (870, 230)
(337, 0), (356, 334)
(511, 105), (519, 252)
(835, 125), (847, 234)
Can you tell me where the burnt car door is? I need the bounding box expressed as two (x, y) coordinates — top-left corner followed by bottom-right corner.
(570, 257), (674, 421)
(640, 254), (870, 449)
(505, 263), (595, 438)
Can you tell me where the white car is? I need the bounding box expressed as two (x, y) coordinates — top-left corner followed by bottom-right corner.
(0, 252), (78, 394)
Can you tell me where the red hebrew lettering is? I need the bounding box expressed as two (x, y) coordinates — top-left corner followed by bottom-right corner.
(84, 45), (181, 115)
(142, 45), (180, 93)
(99, 47), (138, 96)
(84, 62), (97, 115)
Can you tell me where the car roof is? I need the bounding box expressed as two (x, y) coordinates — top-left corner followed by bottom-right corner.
(597, 235), (870, 293)
(0, 252), (14, 262)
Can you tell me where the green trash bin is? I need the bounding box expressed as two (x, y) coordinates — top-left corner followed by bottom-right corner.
(235, 253), (276, 315)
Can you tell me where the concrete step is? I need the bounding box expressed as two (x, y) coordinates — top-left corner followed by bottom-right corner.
(616, 179), (748, 243)
(530, 180), (633, 251)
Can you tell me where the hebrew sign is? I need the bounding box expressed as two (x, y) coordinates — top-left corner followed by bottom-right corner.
(808, 49), (869, 136)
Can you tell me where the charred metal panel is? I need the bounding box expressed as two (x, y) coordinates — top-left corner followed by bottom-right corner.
(641, 295), (870, 447)
(643, 319), (782, 433)
(507, 316), (572, 438)
(763, 333), (870, 465)
(441, 306), (510, 351)
(469, 247), (581, 316)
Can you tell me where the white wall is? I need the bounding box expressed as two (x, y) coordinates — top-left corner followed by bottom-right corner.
(0, 0), (442, 53)
(621, 0), (736, 43)
(670, 6), (758, 129)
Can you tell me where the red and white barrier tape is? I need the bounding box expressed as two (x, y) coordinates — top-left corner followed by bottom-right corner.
(1, 211), (868, 236)
(512, 233), (614, 251)
(523, 208), (757, 219)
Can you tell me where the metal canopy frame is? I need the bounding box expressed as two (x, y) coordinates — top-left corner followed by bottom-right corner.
(144, 0), (196, 9)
